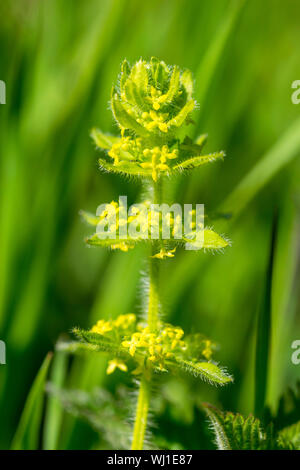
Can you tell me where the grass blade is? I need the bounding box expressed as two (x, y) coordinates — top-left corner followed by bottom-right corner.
(267, 169), (300, 407)
(221, 116), (300, 218)
(11, 353), (52, 450)
(254, 212), (277, 418)
(193, 0), (245, 127)
(43, 350), (68, 450)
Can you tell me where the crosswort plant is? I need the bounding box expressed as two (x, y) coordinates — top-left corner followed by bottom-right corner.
(60, 58), (232, 450)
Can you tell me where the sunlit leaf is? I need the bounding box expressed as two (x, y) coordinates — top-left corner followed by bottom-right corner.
(91, 128), (120, 150)
(172, 359), (233, 386)
(173, 151), (224, 171)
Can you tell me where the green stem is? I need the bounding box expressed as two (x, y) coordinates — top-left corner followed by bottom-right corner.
(148, 251), (159, 333)
(131, 179), (162, 450)
(131, 376), (150, 450)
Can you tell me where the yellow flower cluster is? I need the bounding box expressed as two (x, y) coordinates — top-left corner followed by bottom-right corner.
(95, 201), (204, 245)
(108, 136), (179, 181)
(91, 314), (136, 335)
(139, 109), (169, 133)
(122, 323), (186, 371)
(140, 144), (178, 182)
(108, 136), (141, 165)
(152, 247), (176, 259)
(146, 84), (182, 112)
(89, 314), (214, 375)
(202, 340), (213, 361)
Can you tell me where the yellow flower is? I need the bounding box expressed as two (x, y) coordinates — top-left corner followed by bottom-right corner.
(114, 313), (136, 329)
(152, 248), (176, 259)
(91, 319), (112, 335)
(106, 358), (128, 375)
(111, 242), (132, 252)
(202, 340), (213, 360)
(122, 332), (142, 356)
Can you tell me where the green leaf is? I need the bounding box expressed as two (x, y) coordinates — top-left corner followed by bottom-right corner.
(273, 382), (300, 430)
(80, 210), (100, 226)
(72, 328), (128, 358)
(267, 175), (300, 406)
(168, 99), (195, 128)
(172, 151), (224, 171)
(85, 226), (228, 252)
(172, 359), (233, 386)
(159, 65), (180, 105)
(119, 59), (131, 93)
(56, 340), (107, 355)
(277, 421), (300, 450)
(11, 353), (52, 450)
(180, 69), (194, 98)
(150, 57), (170, 89)
(43, 350), (68, 450)
(195, 133), (208, 148)
(90, 128), (120, 150)
(126, 60), (149, 109)
(254, 213), (277, 418)
(98, 157), (152, 177)
(179, 135), (208, 155)
(184, 229), (230, 250)
(203, 404), (267, 450)
(111, 89), (150, 136)
(85, 233), (142, 249)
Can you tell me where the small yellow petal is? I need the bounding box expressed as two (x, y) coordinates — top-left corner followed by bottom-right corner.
(107, 358), (128, 375)
(158, 122), (168, 133)
(117, 360), (128, 372)
(106, 361), (117, 375)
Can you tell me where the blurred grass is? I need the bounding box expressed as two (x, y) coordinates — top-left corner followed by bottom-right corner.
(0, 0), (299, 449)
(11, 353), (52, 450)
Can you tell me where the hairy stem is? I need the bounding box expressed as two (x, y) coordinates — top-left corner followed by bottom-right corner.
(131, 376), (150, 450)
(131, 179), (162, 450)
(148, 251), (159, 332)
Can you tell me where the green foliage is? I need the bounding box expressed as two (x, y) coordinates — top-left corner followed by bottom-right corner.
(47, 385), (132, 450)
(11, 354), (52, 450)
(204, 403), (300, 450)
(203, 404), (267, 450)
(272, 382), (300, 431)
(277, 422), (300, 450)
(254, 214), (277, 417)
(174, 360), (232, 386)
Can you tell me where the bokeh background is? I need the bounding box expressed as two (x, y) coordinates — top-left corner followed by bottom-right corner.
(0, 0), (299, 450)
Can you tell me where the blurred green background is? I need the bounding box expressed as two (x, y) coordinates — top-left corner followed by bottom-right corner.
(0, 0), (299, 450)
